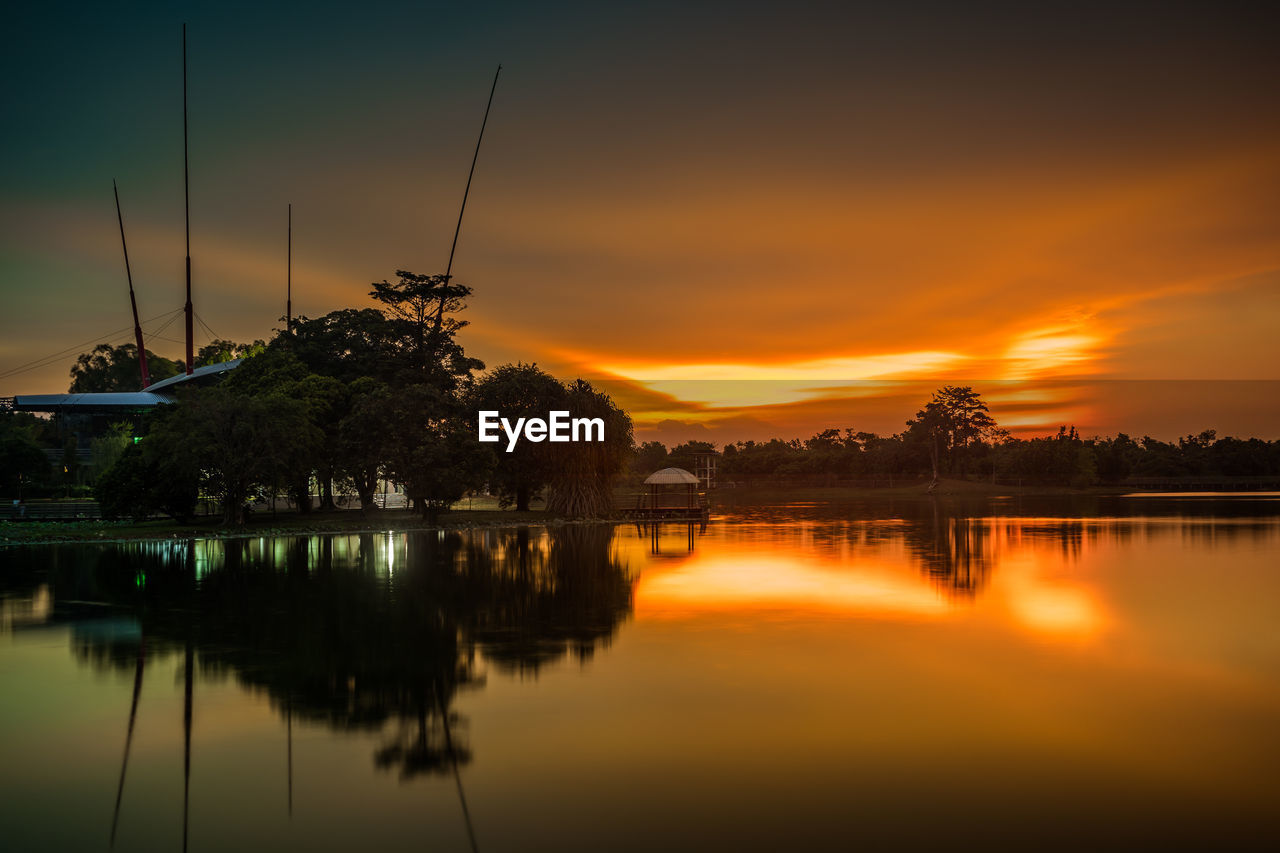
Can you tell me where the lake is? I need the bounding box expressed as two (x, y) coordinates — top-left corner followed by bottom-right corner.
(2, 495), (1278, 850)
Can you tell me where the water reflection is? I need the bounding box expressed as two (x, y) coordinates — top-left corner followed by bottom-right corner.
(633, 522), (707, 559)
(627, 498), (1280, 641)
(3, 498), (1279, 850)
(6, 525), (631, 850)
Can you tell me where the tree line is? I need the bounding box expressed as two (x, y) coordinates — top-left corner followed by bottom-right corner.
(629, 385), (1280, 487)
(5, 337), (1278, 511)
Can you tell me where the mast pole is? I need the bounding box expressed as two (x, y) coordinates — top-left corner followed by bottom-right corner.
(433, 64), (502, 332)
(113, 180), (151, 388)
(182, 23), (194, 375)
(286, 204), (292, 332)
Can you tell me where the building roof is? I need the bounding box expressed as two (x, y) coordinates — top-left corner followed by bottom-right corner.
(147, 358), (242, 391)
(644, 467), (699, 485)
(13, 391), (172, 413)
(11, 359), (243, 414)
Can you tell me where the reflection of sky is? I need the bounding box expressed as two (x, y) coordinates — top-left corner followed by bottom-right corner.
(627, 519), (1109, 639)
(626, 515), (1280, 654)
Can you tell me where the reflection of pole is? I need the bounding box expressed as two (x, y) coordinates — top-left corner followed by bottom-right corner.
(182, 641), (193, 853)
(286, 695), (293, 818)
(437, 688), (478, 853)
(110, 637), (146, 847)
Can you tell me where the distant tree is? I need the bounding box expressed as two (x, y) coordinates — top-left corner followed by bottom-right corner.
(668, 440), (716, 473)
(805, 428), (845, 452)
(1093, 433), (1137, 483)
(631, 441), (669, 477)
(932, 386), (997, 449)
(195, 338), (266, 367)
(69, 343), (182, 393)
(906, 386), (998, 484)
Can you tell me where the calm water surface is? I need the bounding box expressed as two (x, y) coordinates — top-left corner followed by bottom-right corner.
(2, 495), (1279, 850)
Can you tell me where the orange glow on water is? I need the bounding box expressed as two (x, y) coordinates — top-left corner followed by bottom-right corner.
(627, 520), (1106, 640)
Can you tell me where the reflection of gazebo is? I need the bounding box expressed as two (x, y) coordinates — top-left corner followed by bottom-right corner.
(644, 468), (700, 513)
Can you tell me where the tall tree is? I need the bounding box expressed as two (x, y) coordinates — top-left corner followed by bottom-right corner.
(381, 383), (493, 518)
(469, 363), (565, 510)
(283, 309), (396, 384)
(368, 271), (484, 389)
(159, 386), (319, 524)
(544, 380), (633, 518)
(906, 386), (997, 485)
(335, 378), (394, 512)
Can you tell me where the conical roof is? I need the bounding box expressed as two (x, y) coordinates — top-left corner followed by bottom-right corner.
(644, 467), (698, 485)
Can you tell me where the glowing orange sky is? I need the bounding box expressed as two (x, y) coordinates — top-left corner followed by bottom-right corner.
(2, 2), (1277, 441)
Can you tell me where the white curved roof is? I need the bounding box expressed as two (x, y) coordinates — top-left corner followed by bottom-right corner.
(644, 467), (698, 485)
(147, 358), (242, 391)
(14, 392), (171, 412)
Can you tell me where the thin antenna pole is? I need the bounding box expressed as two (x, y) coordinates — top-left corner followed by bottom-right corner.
(113, 180), (151, 389)
(434, 64), (502, 331)
(286, 204), (292, 332)
(182, 23), (194, 375)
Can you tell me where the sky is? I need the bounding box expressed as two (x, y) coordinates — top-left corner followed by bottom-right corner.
(2, 0), (1278, 443)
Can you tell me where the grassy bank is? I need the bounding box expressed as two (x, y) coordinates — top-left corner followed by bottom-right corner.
(0, 506), (563, 547)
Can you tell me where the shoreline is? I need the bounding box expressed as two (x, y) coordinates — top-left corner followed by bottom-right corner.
(4, 480), (1274, 548)
(0, 508), (596, 548)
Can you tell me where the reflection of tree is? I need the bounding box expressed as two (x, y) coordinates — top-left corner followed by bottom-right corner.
(64, 526), (632, 754)
(464, 524), (634, 675)
(1018, 520), (1085, 563)
(896, 501), (994, 597)
(375, 707), (472, 779)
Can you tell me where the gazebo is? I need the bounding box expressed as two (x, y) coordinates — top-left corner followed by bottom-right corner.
(643, 467), (700, 513)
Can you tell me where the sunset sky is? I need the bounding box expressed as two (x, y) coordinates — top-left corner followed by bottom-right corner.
(2, 1), (1277, 442)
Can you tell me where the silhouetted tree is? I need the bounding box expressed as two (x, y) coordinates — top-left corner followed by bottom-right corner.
(468, 363), (565, 510)
(69, 343), (182, 392)
(545, 380), (633, 518)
